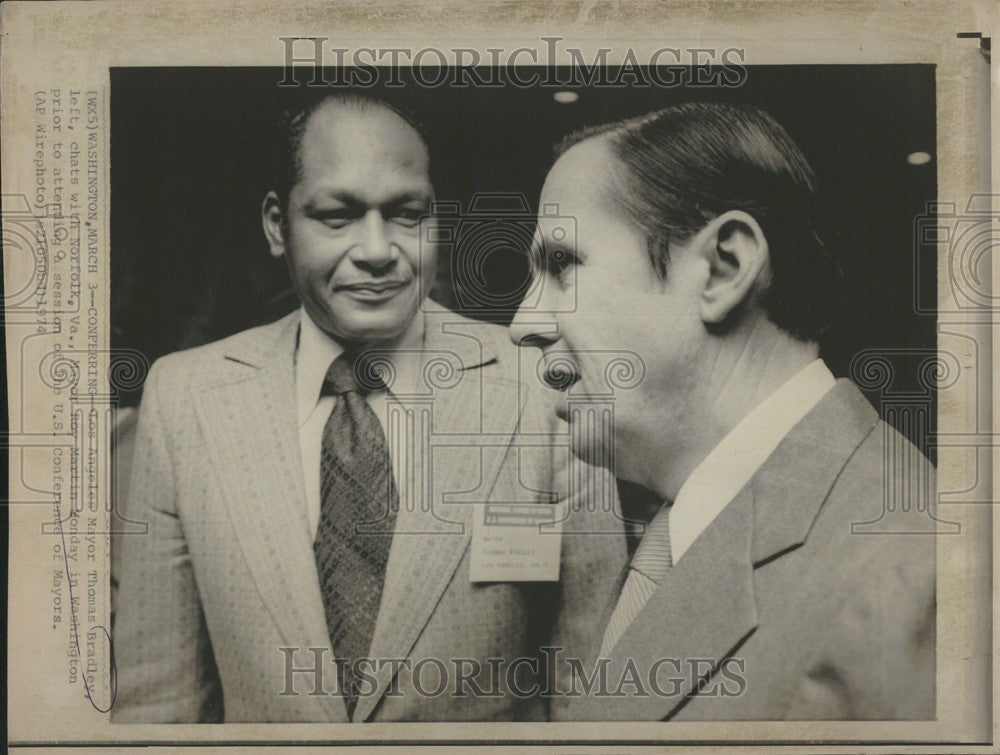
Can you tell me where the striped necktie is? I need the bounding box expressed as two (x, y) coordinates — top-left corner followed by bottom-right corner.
(599, 503), (672, 658)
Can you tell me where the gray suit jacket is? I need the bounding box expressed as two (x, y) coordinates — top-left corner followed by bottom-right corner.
(112, 305), (626, 723)
(562, 380), (936, 721)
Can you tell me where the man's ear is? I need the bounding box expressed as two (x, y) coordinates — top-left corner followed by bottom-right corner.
(698, 210), (770, 325)
(261, 191), (287, 259)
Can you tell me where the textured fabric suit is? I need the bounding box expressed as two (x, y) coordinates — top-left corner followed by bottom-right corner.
(562, 380), (936, 721)
(112, 305), (626, 723)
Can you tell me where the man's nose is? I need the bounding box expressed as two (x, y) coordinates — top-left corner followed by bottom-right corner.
(354, 210), (397, 270)
(508, 306), (560, 348)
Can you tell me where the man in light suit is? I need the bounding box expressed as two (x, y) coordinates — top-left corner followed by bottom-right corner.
(112, 94), (625, 723)
(509, 102), (936, 720)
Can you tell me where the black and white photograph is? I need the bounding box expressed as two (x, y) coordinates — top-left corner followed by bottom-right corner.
(109, 64), (941, 723)
(2, 1), (995, 749)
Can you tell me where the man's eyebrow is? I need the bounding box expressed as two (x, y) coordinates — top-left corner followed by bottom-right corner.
(303, 188), (433, 210)
(302, 191), (362, 211)
(383, 189), (433, 206)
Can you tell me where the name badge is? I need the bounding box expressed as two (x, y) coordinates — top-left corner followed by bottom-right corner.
(469, 501), (563, 582)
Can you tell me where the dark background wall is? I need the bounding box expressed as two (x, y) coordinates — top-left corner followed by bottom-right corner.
(110, 65), (937, 454)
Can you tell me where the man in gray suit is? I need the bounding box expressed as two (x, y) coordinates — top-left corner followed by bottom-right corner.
(113, 94), (625, 723)
(509, 102), (936, 720)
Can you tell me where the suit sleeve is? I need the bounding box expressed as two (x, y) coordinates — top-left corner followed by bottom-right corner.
(111, 359), (223, 723)
(787, 535), (936, 720)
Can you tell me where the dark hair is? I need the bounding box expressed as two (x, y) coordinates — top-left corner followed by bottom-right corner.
(558, 102), (841, 341)
(273, 92), (430, 209)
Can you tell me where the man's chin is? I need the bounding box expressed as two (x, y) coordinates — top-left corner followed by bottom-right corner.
(568, 430), (615, 474)
(339, 322), (410, 346)
(314, 301), (419, 345)
(563, 403), (616, 470)
(571, 445), (615, 473)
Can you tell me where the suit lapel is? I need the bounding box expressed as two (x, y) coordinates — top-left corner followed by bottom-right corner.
(569, 486), (759, 721)
(353, 306), (523, 721)
(192, 312), (347, 722)
(567, 379), (880, 721)
(748, 380), (878, 565)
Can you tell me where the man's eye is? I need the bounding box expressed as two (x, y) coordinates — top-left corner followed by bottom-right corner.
(545, 248), (578, 281)
(391, 206), (427, 228)
(315, 209), (356, 228)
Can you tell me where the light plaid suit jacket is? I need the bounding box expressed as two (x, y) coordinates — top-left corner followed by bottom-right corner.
(112, 304), (626, 723)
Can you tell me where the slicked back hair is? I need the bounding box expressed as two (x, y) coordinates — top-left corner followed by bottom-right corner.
(558, 102), (841, 341)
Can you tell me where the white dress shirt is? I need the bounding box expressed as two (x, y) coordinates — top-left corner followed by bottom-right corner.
(295, 307), (425, 539)
(668, 358), (837, 563)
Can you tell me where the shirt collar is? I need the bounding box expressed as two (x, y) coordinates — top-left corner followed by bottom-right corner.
(667, 358), (836, 564)
(295, 306), (426, 426)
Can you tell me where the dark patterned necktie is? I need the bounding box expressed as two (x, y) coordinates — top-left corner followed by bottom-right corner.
(314, 351), (398, 719)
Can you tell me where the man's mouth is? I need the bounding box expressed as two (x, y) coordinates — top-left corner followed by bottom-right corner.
(541, 357), (581, 421)
(335, 280), (409, 299)
(542, 360), (581, 392)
